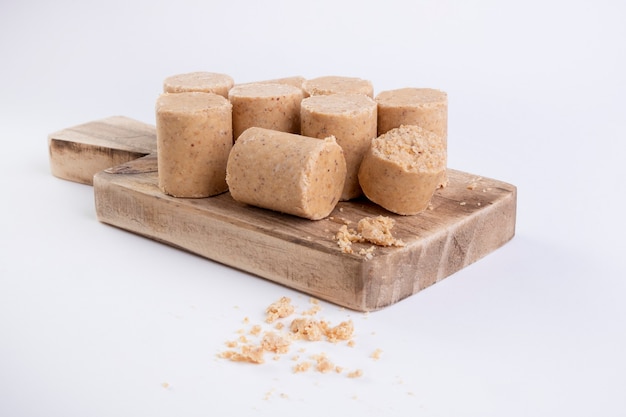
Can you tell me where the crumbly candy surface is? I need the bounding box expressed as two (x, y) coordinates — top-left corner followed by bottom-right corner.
(290, 318), (327, 341)
(261, 331), (291, 354)
(358, 124), (447, 215)
(357, 216), (405, 247)
(371, 125), (446, 173)
(265, 296), (295, 323)
(335, 215), (405, 254)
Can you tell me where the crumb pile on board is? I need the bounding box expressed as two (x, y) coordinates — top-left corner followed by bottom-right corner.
(334, 215), (405, 258)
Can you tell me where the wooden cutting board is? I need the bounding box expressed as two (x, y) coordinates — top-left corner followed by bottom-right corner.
(49, 116), (517, 311)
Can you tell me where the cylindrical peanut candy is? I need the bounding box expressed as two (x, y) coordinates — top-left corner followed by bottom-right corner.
(358, 125), (446, 215)
(302, 76), (374, 98)
(228, 83), (303, 140)
(375, 88), (448, 141)
(301, 93), (377, 201)
(226, 127), (346, 220)
(156, 92), (233, 198)
(163, 71), (234, 98)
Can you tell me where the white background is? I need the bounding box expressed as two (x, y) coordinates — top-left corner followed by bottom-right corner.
(1, 1), (625, 416)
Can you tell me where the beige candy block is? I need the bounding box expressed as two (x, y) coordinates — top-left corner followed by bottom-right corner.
(358, 125), (446, 215)
(303, 76), (374, 98)
(228, 83), (303, 139)
(163, 71), (234, 98)
(226, 127), (346, 220)
(301, 93), (377, 201)
(376, 88), (448, 142)
(156, 92), (233, 198)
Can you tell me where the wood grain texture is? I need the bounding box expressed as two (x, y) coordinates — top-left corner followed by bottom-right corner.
(48, 116), (157, 185)
(49, 116), (516, 311)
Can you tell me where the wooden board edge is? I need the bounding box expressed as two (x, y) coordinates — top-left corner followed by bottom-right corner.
(362, 186), (517, 310)
(48, 116), (156, 185)
(93, 169), (517, 312)
(93, 170), (369, 310)
(49, 138), (150, 185)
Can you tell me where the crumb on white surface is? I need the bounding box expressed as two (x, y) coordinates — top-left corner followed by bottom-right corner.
(371, 348), (383, 360)
(347, 369), (363, 378)
(265, 296), (295, 323)
(220, 296), (372, 380)
(293, 361), (312, 373)
(219, 345), (265, 364)
(261, 331), (291, 354)
(290, 318), (326, 341)
(313, 353), (334, 373)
